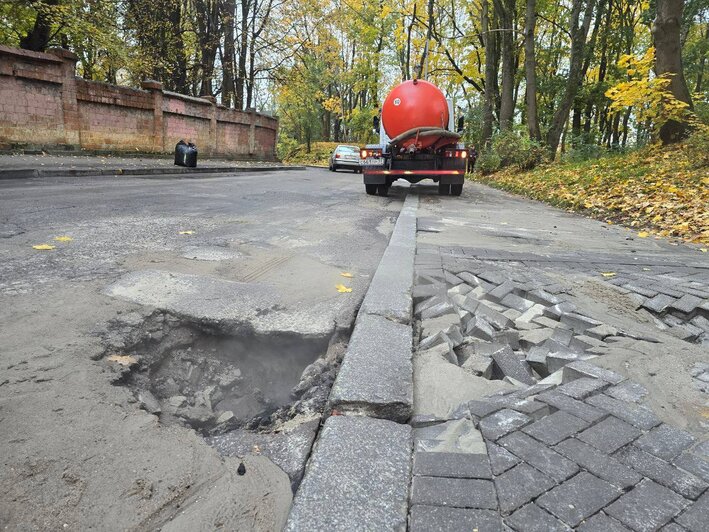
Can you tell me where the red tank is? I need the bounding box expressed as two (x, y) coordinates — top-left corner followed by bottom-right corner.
(381, 80), (450, 149)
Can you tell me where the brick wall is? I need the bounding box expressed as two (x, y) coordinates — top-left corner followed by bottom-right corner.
(0, 45), (278, 159)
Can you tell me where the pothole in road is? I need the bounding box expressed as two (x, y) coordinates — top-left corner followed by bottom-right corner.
(101, 311), (346, 489)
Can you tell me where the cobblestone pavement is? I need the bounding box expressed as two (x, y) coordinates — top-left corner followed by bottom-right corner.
(408, 183), (708, 531)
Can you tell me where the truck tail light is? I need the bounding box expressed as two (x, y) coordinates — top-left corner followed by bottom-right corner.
(444, 150), (468, 158)
(361, 148), (382, 159)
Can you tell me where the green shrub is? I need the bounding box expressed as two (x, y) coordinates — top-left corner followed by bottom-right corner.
(489, 130), (546, 170)
(475, 150), (502, 174)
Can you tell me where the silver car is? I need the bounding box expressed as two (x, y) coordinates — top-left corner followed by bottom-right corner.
(329, 145), (362, 173)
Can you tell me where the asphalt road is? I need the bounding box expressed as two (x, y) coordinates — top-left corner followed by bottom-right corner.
(0, 168), (406, 530)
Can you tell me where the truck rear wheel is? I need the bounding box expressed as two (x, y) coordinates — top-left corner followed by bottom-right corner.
(438, 183), (450, 196)
(377, 185), (389, 197)
(451, 184), (463, 196)
(365, 184), (377, 195)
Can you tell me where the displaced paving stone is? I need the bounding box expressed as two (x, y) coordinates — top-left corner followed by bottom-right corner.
(526, 289), (562, 307)
(543, 302), (577, 320)
(517, 304), (546, 325)
(492, 329), (520, 350)
(408, 505), (502, 532)
(413, 283), (446, 303)
(519, 327), (555, 348)
(461, 354), (494, 379)
(675, 491), (709, 532)
(605, 480), (690, 532)
(556, 377), (611, 400)
(635, 424), (697, 462)
(605, 381), (649, 403)
(526, 346), (550, 376)
(586, 394), (661, 430)
(487, 280), (517, 303)
(465, 315), (495, 341)
(555, 438), (642, 489)
(563, 360), (626, 385)
(537, 472), (622, 527)
(498, 431), (579, 482)
(285, 416), (411, 531)
(536, 391), (607, 423)
(615, 445), (708, 500)
(506, 503), (570, 532)
(487, 441), (521, 476)
(522, 411), (590, 446)
(547, 352), (595, 374)
(491, 346), (536, 385)
(475, 302), (515, 330)
(501, 293), (535, 312)
(328, 314), (412, 422)
(570, 334), (606, 351)
(451, 399), (504, 421)
(550, 328), (574, 346)
(642, 293), (677, 314)
(577, 416), (643, 454)
(560, 313), (602, 333)
(420, 301), (456, 320)
(484, 395), (551, 420)
(577, 512), (632, 532)
(673, 452), (709, 483)
(585, 324), (619, 340)
(503, 308), (523, 321)
(478, 409), (532, 441)
(494, 463), (555, 515)
(669, 294), (704, 315)
(411, 476), (497, 509)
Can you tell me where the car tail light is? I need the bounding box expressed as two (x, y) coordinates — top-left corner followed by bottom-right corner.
(335, 153), (341, 158)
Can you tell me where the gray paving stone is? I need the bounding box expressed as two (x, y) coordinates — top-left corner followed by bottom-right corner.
(536, 391), (608, 423)
(520, 327), (554, 348)
(550, 327), (574, 346)
(461, 353), (494, 379)
(543, 302), (577, 320)
(285, 416), (411, 531)
(586, 394), (661, 430)
(501, 293), (535, 312)
(635, 424), (697, 462)
(669, 294), (705, 314)
(522, 411), (590, 445)
(674, 452), (709, 483)
(476, 302), (515, 330)
(498, 431), (579, 482)
(526, 289), (562, 306)
(675, 491), (709, 532)
(420, 300), (456, 320)
(554, 438), (642, 489)
(537, 472), (622, 527)
(577, 512), (631, 531)
(615, 445), (708, 500)
(413, 452), (492, 479)
(605, 480), (690, 532)
(479, 270), (507, 285)
(487, 280), (517, 303)
(658, 523), (688, 532)
(328, 313), (413, 422)
(559, 313), (602, 333)
(556, 376), (611, 399)
(547, 351), (593, 373)
(411, 476), (497, 509)
(494, 463), (555, 515)
(409, 505), (503, 532)
(642, 293), (677, 313)
(491, 346), (536, 385)
(466, 315), (496, 341)
(487, 441), (521, 476)
(451, 399), (504, 421)
(506, 503), (570, 532)
(457, 271), (482, 286)
(577, 416), (643, 453)
(413, 419), (487, 454)
(562, 360), (626, 384)
(479, 409), (532, 441)
(606, 381), (649, 403)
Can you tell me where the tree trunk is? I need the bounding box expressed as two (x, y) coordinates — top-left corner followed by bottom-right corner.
(235, 0), (250, 109)
(20, 0), (60, 51)
(653, 0), (693, 143)
(496, 0), (515, 131)
(222, 0), (236, 107)
(524, 0), (541, 140)
(482, 0), (499, 145)
(546, 0), (596, 158)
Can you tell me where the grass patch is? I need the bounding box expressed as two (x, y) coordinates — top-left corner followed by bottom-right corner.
(471, 141), (709, 244)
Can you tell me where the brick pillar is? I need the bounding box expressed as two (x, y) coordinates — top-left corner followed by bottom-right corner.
(47, 48), (79, 149)
(248, 109), (256, 156)
(201, 95), (217, 156)
(141, 80), (164, 153)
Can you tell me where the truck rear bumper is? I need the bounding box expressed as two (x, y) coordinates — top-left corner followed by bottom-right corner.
(363, 169), (464, 185)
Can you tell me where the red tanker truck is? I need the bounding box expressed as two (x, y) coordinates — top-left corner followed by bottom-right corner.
(360, 79), (468, 197)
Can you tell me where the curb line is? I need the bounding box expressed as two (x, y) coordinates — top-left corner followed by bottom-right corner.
(0, 165), (306, 180)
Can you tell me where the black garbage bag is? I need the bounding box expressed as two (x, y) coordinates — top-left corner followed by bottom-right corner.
(174, 140), (198, 168)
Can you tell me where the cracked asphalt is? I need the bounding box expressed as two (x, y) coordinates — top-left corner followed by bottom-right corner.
(0, 168), (402, 530)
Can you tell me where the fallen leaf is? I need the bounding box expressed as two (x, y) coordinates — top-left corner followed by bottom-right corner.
(335, 284), (352, 293)
(53, 236), (73, 242)
(700, 249), (707, 253)
(601, 272), (616, 278)
(340, 272), (353, 278)
(106, 354), (138, 366)
(178, 230), (195, 235)
(32, 244), (55, 250)
(637, 231), (649, 238)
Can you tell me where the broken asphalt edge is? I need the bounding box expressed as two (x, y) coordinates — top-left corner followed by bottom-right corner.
(0, 165), (305, 180)
(286, 194), (418, 531)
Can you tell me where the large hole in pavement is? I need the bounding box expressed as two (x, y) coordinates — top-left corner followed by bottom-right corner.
(104, 312), (336, 435)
